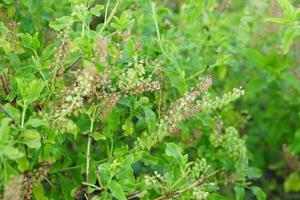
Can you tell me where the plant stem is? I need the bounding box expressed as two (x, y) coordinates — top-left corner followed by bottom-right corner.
(100, 0), (121, 34)
(81, 1), (87, 38)
(151, 2), (166, 56)
(86, 119), (94, 184)
(82, 182), (102, 191)
(104, 0), (111, 22)
(21, 104), (27, 128)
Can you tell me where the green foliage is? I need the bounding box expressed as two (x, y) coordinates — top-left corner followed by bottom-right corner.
(0, 0), (299, 200)
(266, 0), (300, 53)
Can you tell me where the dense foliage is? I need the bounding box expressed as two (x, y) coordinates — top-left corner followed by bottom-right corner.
(0, 0), (299, 199)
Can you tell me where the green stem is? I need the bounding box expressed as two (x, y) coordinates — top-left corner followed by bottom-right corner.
(81, 1), (87, 38)
(110, 136), (114, 157)
(33, 51), (50, 91)
(151, 2), (166, 56)
(86, 119), (94, 184)
(21, 104), (27, 128)
(82, 182), (102, 191)
(104, 0), (111, 22)
(100, 0), (121, 34)
(81, 18), (86, 38)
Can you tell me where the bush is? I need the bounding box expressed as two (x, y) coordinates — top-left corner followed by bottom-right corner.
(0, 0), (299, 199)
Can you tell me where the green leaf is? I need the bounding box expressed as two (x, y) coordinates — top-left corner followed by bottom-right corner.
(16, 78), (28, 101)
(0, 118), (11, 143)
(165, 143), (184, 166)
(247, 167), (262, 179)
(33, 183), (48, 200)
(21, 129), (41, 149)
(165, 59), (186, 95)
(2, 0), (13, 4)
(122, 118), (134, 136)
(208, 193), (231, 200)
(3, 103), (20, 122)
(20, 32), (40, 51)
(4, 146), (23, 160)
(244, 48), (265, 69)
(26, 118), (48, 127)
(64, 119), (78, 139)
(250, 186), (266, 200)
(16, 157), (29, 172)
(282, 26), (299, 54)
(16, 79), (44, 103)
(90, 5), (104, 17)
(91, 131), (106, 141)
(49, 16), (72, 31)
(59, 174), (74, 200)
(41, 44), (55, 62)
(144, 107), (156, 133)
(107, 180), (126, 200)
(28, 79), (44, 102)
(234, 186), (245, 200)
(207, 0), (217, 12)
(277, 0), (295, 21)
(291, 129), (300, 154)
(98, 163), (111, 185)
(296, 8), (300, 16)
(284, 172), (300, 192)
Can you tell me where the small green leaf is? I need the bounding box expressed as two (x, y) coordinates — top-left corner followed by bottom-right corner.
(250, 186), (266, 200)
(16, 157), (29, 172)
(247, 167), (262, 179)
(33, 182), (48, 200)
(16, 78), (28, 101)
(207, 0), (217, 12)
(234, 186), (245, 200)
(0, 118), (11, 143)
(26, 118), (48, 127)
(90, 5), (104, 17)
(165, 143), (184, 165)
(16, 79), (44, 103)
(282, 26), (299, 54)
(277, 0), (296, 21)
(98, 163), (111, 185)
(91, 131), (106, 141)
(64, 119), (78, 139)
(21, 129), (41, 149)
(165, 59), (186, 95)
(2, 0), (13, 4)
(0, 22), (8, 33)
(28, 79), (44, 102)
(122, 118), (133, 136)
(284, 172), (300, 192)
(49, 16), (72, 31)
(20, 32), (40, 51)
(3, 103), (20, 122)
(41, 44), (55, 61)
(296, 8), (300, 16)
(144, 107), (156, 133)
(107, 180), (126, 200)
(291, 129), (300, 154)
(4, 146), (23, 160)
